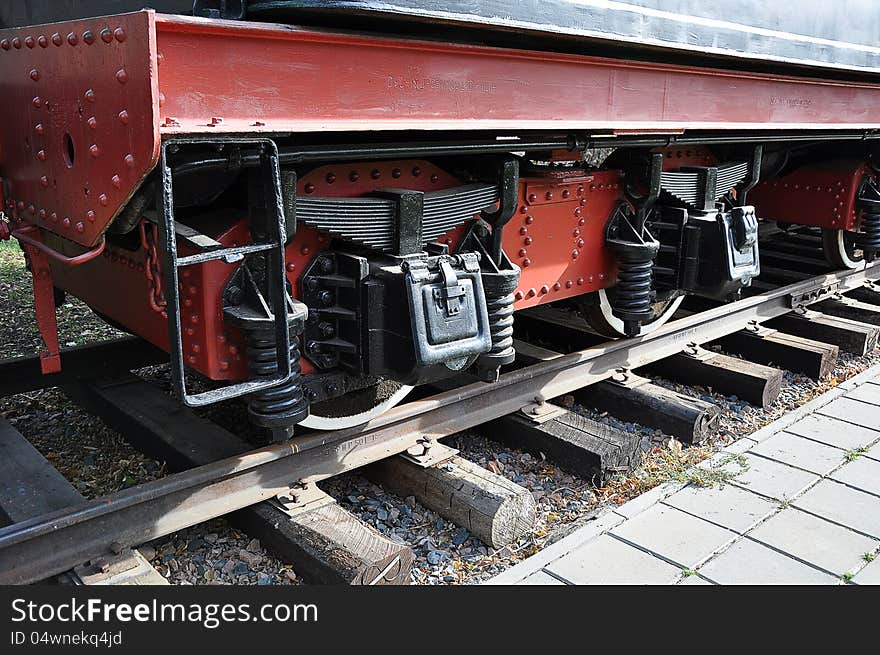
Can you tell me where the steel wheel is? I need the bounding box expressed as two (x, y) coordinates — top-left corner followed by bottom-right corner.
(822, 228), (865, 270)
(584, 288), (684, 338)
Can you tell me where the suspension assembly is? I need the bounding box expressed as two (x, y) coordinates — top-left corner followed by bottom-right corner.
(856, 177), (880, 262)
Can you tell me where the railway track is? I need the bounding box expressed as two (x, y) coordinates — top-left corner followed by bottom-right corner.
(2, 248), (880, 585)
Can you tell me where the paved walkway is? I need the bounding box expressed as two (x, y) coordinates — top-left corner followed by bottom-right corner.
(488, 365), (880, 585)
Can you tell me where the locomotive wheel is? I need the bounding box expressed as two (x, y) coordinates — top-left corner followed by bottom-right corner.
(299, 380), (414, 430)
(584, 288), (684, 339)
(822, 228), (865, 270)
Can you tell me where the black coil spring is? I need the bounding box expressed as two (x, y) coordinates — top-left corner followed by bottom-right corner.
(486, 292), (515, 357)
(856, 210), (880, 260)
(245, 329), (307, 425)
(614, 259), (654, 320)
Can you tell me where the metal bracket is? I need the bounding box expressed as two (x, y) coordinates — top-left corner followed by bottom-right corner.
(73, 550), (154, 585)
(399, 440), (459, 468)
(789, 282), (840, 308)
(744, 320), (775, 337)
(519, 401), (567, 424)
(606, 369), (650, 389)
(681, 342), (715, 361)
(273, 482), (335, 517)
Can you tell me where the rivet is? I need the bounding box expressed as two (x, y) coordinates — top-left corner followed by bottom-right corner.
(349, 171), (359, 182)
(0, 39), (9, 50)
(304, 183), (315, 194)
(208, 116), (223, 126)
(27, 204), (35, 214)
(540, 285), (550, 295)
(528, 193), (537, 202)
(190, 314), (200, 325)
(576, 238), (585, 248)
(522, 258), (531, 267)
(188, 285), (197, 296)
(588, 275), (595, 283)
(574, 207), (582, 217)
(115, 68), (128, 84)
(527, 288), (537, 297)
(192, 344), (201, 353)
(514, 291), (524, 301)
(182, 270), (191, 279)
(62, 217), (71, 228)
(67, 32), (78, 46)
(111, 174), (121, 188)
(371, 169), (381, 180)
(520, 205), (528, 214)
(52, 32), (62, 46)
(118, 110), (129, 124)
(572, 249), (580, 259)
(185, 327), (195, 336)
(75, 221), (85, 233)
(40, 176), (48, 187)
(228, 345), (238, 355)
(553, 282), (561, 291)
(49, 212), (58, 222)
(219, 361), (230, 371)
(392, 168), (402, 178)
(36, 149), (46, 161)
(84, 89), (95, 102)
(598, 272), (606, 280)
(87, 210), (96, 222)
(286, 263), (296, 272)
(412, 166), (421, 176)
(518, 248), (527, 257)
(114, 28), (126, 42)
(577, 277), (584, 285)
(89, 144), (100, 157)
(32, 96), (42, 108)
(15, 201), (24, 211)
(24, 36), (35, 48)
(11, 36), (21, 49)
(123, 154), (134, 168)
(565, 280), (573, 288)
(573, 228), (580, 237)
(430, 174), (439, 183)
(519, 227), (528, 235)
(87, 116), (97, 129)
(325, 172), (336, 184)
(38, 209), (47, 219)
(524, 237), (533, 245)
(577, 185), (585, 194)
(34, 123), (44, 134)
(562, 189), (570, 198)
(301, 245), (310, 255)
(545, 191), (553, 200)
(187, 355), (197, 365)
(578, 218), (585, 226)
(83, 30), (95, 44)
(99, 194), (108, 206)
(579, 198), (587, 206)
(101, 29), (113, 44)
(525, 215), (534, 225)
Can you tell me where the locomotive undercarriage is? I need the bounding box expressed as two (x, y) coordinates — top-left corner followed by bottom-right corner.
(25, 135), (796, 440)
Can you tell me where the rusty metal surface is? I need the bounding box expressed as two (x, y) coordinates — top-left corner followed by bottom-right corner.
(2, 262), (880, 584)
(153, 13), (880, 135)
(0, 11), (160, 247)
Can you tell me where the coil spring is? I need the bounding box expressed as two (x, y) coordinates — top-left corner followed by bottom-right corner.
(245, 329), (308, 426)
(614, 259), (654, 320)
(856, 210), (880, 261)
(486, 292), (515, 357)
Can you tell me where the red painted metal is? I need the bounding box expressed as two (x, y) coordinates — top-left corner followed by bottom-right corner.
(153, 13), (880, 135)
(749, 159), (871, 231)
(21, 244), (61, 374)
(12, 225), (106, 265)
(507, 170), (620, 309)
(0, 12), (160, 248)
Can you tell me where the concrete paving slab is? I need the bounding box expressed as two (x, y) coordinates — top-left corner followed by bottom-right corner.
(543, 534), (682, 585)
(845, 381), (880, 406)
(662, 483), (778, 533)
(830, 456), (880, 497)
(852, 557), (880, 585)
(519, 570), (567, 585)
(727, 453), (819, 501)
(818, 396), (880, 429)
(748, 431), (847, 475)
(610, 504), (737, 569)
(749, 508), (877, 576)
(785, 414), (880, 451)
(794, 479), (880, 538)
(678, 574), (714, 585)
(699, 538), (839, 585)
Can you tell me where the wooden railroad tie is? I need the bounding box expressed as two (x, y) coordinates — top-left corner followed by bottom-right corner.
(813, 295), (880, 327)
(68, 375), (413, 586)
(764, 310), (879, 356)
(714, 327), (838, 380)
(642, 346), (783, 409)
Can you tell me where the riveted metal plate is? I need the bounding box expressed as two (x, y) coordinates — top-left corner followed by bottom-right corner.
(0, 11), (160, 248)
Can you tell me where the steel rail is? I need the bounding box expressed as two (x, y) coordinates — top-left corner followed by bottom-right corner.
(1, 263), (879, 584)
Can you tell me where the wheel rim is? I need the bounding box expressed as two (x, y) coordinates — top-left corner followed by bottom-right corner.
(822, 228), (865, 270)
(586, 289), (684, 338)
(299, 383), (414, 430)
